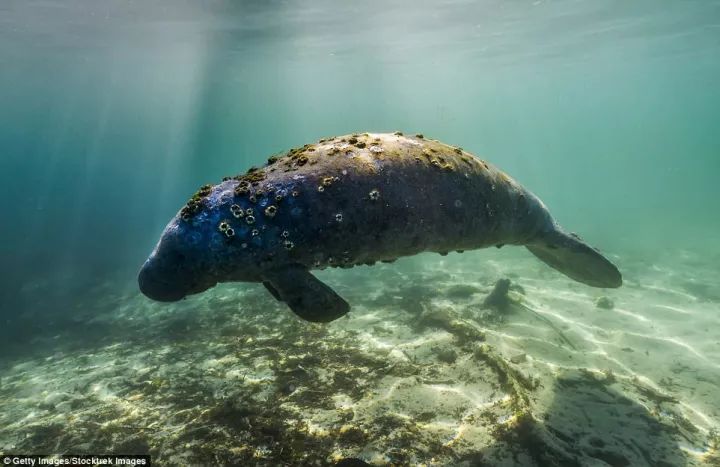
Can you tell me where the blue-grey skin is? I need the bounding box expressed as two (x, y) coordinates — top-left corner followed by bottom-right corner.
(139, 132), (621, 322)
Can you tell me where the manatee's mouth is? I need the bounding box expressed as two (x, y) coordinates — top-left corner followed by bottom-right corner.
(138, 260), (218, 302)
(138, 263), (187, 302)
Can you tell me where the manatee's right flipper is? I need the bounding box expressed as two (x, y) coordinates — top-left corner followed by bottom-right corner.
(262, 265), (350, 322)
(526, 227), (622, 288)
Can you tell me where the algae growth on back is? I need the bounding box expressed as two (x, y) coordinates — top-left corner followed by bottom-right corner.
(138, 132), (621, 322)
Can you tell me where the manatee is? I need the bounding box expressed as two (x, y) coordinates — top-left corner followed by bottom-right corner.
(138, 132), (621, 322)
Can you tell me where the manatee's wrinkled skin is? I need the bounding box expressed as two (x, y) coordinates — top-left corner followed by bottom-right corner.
(139, 132), (621, 322)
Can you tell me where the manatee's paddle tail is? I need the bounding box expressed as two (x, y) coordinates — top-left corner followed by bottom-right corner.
(262, 265), (350, 322)
(526, 227), (622, 288)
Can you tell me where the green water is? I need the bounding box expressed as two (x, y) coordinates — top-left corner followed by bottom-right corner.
(1, 1), (719, 464)
(2, 1), (719, 284)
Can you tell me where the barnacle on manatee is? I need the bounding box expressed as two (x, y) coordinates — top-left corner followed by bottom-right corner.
(246, 215), (256, 225)
(265, 205), (277, 217)
(231, 204), (244, 218)
(218, 221), (229, 232)
(369, 189), (380, 201)
(284, 240), (295, 250)
(234, 181), (251, 196)
(225, 227), (235, 238)
(335, 213), (343, 222)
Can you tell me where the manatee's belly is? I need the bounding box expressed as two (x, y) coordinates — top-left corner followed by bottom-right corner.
(216, 132), (548, 272)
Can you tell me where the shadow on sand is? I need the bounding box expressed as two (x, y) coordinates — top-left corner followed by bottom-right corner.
(477, 368), (696, 467)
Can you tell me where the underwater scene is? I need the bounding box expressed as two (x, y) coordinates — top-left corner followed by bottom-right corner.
(1, 1), (719, 465)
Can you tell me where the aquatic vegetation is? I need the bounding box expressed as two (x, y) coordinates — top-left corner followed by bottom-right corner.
(234, 181), (251, 196)
(445, 284), (481, 299)
(595, 296), (615, 309)
(434, 346), (457, 364)
(482, 278), (513, 310)
(235, 168), (267, 185)
(180, 184), (214, 221)
(337, 425), (367, 444)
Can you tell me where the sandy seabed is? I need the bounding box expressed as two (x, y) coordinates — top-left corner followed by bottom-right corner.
(1, 247), (719, 466)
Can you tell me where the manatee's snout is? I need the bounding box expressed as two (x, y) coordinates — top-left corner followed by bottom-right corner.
(138, 257), (187, 302)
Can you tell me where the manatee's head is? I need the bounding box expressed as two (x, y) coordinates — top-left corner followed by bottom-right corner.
(138, 184), (230, 302)
(139, 178), (293, 301)
(138, 217), (219, 302)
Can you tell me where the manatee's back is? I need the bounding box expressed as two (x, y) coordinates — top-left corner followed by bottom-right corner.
(248, 132), (549, 270)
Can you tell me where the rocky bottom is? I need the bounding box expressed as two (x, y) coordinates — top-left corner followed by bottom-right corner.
(1, 251), (719, 466)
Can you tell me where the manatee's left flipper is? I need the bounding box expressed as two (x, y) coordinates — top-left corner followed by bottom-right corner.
(261, 265), (350, 322)
(263, 281), (283, 301)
